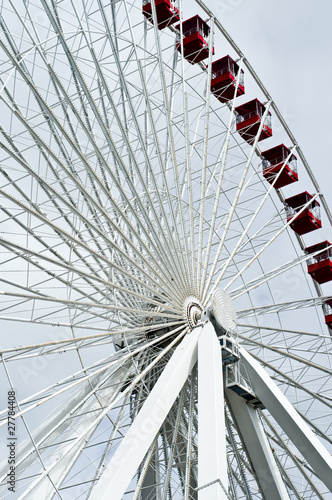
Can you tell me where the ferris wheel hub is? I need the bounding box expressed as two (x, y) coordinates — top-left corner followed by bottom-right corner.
(212, 289), (237, 332)
(202, 290), (237, 333)
(183, 296), (203, 330)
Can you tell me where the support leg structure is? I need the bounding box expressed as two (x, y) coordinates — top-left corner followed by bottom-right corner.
(226, 388), (289, 499)
(197, 321), (228, 499)
(239, 346), (332, 493)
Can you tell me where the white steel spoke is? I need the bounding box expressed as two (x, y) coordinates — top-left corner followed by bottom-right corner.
(0, 291), (181, 320)
(0, 98), (178, 299)
(0, 315), (112, 331)
(81, 2), (187, 289)
(223, 192), (321, 293)
(0, 141), (183, 304)
(0, 325), (186, 424)
(37, 3), (176, 276)
(197, 18), (214, 297)
(209, 147), (296, 293)
(201, 59), (244, 295)
(238, 334), (331, 375)
(149, 0), (191, 292)
(0, 234), (176, 308)
(231, 244), (332, 299)
(0, 321), (182, 360)
(203, 101), (272, 304)
(237, 296), (331, 318)
(121, 0), (189, 288)
(238, 322), (332, 339)
(178, 0), (196, 291)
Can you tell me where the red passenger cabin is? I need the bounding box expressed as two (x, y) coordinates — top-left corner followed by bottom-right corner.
(235, 99), (272, 145)
(175, 15), (214, 64)
(261, 144), (298, 189)
(142, 0), (180, 30)
(284, 192), (322, 235)
(305, 241), (332, 284)
(323, 299), (332, 329)
(210, 56), (245, 103)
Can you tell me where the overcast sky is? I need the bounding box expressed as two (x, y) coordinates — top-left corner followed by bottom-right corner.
(209, 0), (332, 223)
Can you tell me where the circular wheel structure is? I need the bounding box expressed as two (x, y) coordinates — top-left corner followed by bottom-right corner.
(0, 1), (331, 499)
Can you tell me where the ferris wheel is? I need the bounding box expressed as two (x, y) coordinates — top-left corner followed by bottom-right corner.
(0, 0), (332, 498)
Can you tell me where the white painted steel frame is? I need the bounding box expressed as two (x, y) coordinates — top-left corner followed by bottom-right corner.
(0, 0), (331, 498)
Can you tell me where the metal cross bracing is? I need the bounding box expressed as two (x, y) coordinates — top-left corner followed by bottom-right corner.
(0, 0), (331, 498)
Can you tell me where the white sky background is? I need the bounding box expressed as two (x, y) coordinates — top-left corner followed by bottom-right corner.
(208, 0), (332, 225)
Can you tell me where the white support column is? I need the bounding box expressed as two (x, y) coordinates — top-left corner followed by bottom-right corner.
(198, 322), (228, 499)
(89, 327), (202, 500)
(239, 346), (332, 493)
(226, 388), (290, 500)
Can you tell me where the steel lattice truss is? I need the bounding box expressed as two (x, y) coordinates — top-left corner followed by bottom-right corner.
(0, 0), (331, 499)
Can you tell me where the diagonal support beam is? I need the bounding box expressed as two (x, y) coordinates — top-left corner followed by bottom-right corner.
(89, 327), (202, 500)
(198, 322), (228, 499)
(226, 388), (289, 500)
(239, 346), (332, 493)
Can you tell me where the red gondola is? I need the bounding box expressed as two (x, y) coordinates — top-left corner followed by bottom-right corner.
(324, 299), (332, 329)
(284, 192), (322, 235)
(210, 56), (245, 103)
(305, 241), (332, 284)
(175, 15), (214, 64)
(261, 144), (298, 189)
(142, 0), (180, 30)
(235, 99), (272, 145)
